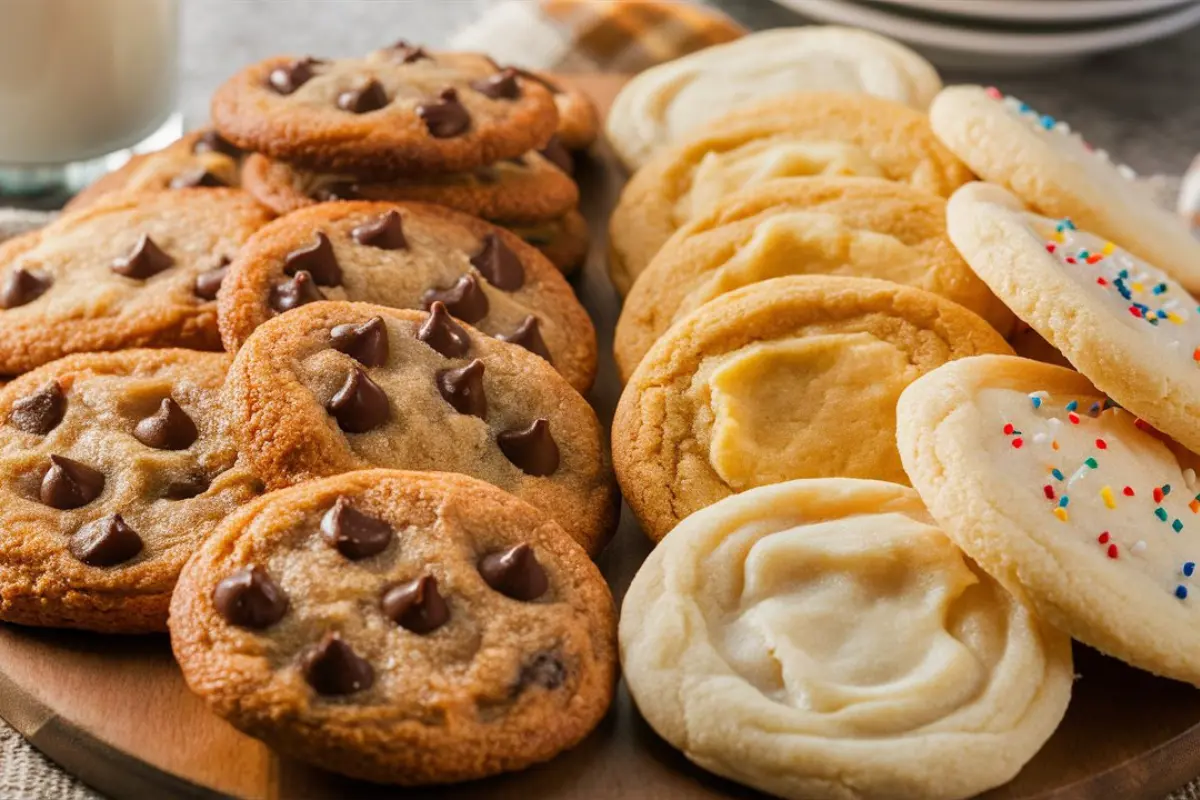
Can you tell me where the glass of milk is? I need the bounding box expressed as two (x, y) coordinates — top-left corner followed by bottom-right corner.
(0, 0), (182, 200)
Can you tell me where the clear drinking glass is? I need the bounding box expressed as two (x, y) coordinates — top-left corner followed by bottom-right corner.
(0, 0), (182, 203)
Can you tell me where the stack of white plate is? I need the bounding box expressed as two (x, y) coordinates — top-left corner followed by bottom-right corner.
(768, 0), (1200, 71)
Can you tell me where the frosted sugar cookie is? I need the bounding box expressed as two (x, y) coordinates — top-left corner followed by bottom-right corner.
(611, 275), (1012, 541)
(606, 27), (941, 171)
(614, 177), (1012, 380)
(609, 93), (972, 295)
(948, 182), (1200, 455)
(620, 478), (1073, 800)
(898, 355), (1200, 685)
(931, 86), (1200, 291)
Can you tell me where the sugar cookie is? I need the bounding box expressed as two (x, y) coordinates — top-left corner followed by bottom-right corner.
(615, 177), (1012, 380)
(612, 275), (1012, 541)
(931, 86), (1200, 291)
(620, 478), (1072, 800)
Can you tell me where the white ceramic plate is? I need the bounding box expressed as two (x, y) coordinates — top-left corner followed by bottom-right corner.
(871, 0), (1198, 24)
(770, 0), (1200, 70)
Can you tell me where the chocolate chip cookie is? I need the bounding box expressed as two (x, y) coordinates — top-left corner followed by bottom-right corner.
(0, 349), (261, 632)
(65, 129), (245, 213)
(0, 189), (272, 376)
(212, 45), (558, 176)
(170, 468), (615, 785)
(218, 201), (596, 392)
(224, 301), (615, 553)
(508, 210), (590, 276)
(514, 70), (599, 152)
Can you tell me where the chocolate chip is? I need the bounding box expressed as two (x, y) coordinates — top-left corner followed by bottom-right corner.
(390, 40), (431, 63)
(193, 130), (240, 158)
(331, 316), (389, 367)
(169, 169), (227, 189)
(421, 274), (488, 324)
(302, 632), (374, 695)
(40, 455), (105, 509)
(479, 544), (548, 601)
(284, 232), (342, 286)
(351, 210), (407, 250)
(417, 302), (470, 358)
(327, 367), (390, 433)
(540, 135), (573, 175)
(512, 67), (563, 95)
(471, 67), (521, 100)
(69, 514), (143, 567)
(436, 359), (487, 419)
(9, 382), (66, 435)
(111, 234), (174, 279)
(520, 652), (566, 689)
(381, 575), (449, 633)
(470, 233), (524, 291)
(164, 474), (210, 500)
(498, 419), (559, 476)
(496, 315), (551, 363)
(134, 398), (198, 451)
(268, 57), (321, 95)
(337, 79), (388, 114)
(0, 268), (52, 309)
(213, 565), (289, 629)
(270, 270), (326, 314)
(311, 182), (360, 202)
(320, 496), (393, 559)
(194, 264), (229, 301)
(417, 88), (470, 138)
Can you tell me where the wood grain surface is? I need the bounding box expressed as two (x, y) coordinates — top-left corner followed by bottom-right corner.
(0, 74), (1198, 800)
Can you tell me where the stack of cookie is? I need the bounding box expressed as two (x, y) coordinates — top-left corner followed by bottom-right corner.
(0, 41), (618, 787)
(610, 26), (1200, 800)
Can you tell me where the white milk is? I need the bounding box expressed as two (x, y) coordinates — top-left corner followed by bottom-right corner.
(0, 0), (178, 165)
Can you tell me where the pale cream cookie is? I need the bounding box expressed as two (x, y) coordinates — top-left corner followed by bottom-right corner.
(931, 85), (1200, 291)
(606, 26), (941, 171)
(898, 354), (1200, 686)
(620, 478), (1073, 800)
(611, 275), (1012, 542)
(609, 92), (973, 296)
(615, 177), (1012, 380)
(947, 182), (1200, 456)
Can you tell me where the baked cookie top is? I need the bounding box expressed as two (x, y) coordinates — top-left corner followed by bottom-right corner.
(931, 85), (1200, 292)
(170, 469), (616, 785)
(898, 354), (1200, 686)
(218, 201), (596, 393)
(608, 92), (973, 295)
(612, 275), (1012, 541)
(606, 26), (942, 171)
(620, 478), (1072, 800)
(240, 149), (577, 223)
(0, 189), (273, 375)
(947, 182), (1200, 456)
(615, 177), (1012, 380)
(65, 129), (244, 213)
(0, 349), (261, 633)
(212, 45), (558, 176)
(225, 302), (615, 554)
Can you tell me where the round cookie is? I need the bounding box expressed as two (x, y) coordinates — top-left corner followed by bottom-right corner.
(615, 177), (1012, 380)
(612, 275), (1012, 542)
(170, 469), (615, 785)
(0, 189), (272, 376)
(240, 150), (577, 222)
(65, 129), (244, 213)
(931, 85), (1200, 291)
(212, 45), (558, 177)
(218, 201), (596, 393)
(947, 182), (1200, 456)
(606, 26), (942, 171)
(621, 478), (1072, 800)
(513, 70), (599, 152)
(0, 349), (261, 633)
(608, 92), (973, 296)
(225, 301), (615, 554)
(508, 210), (590, 276)
(898, 354), (1200, 686)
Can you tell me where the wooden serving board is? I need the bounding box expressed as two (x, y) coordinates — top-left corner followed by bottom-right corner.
(2, 75), (1200, 800)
